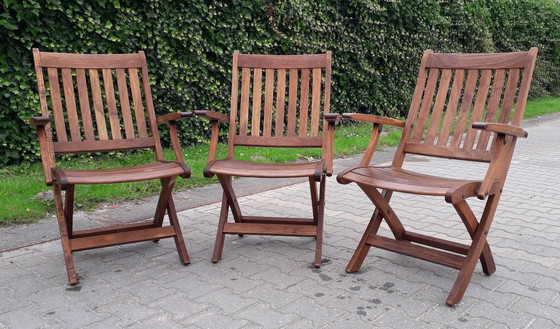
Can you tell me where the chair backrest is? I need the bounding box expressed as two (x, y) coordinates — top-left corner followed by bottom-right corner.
(226, 51), (332, 159)
(394, 48), (538, 166)
(33, 49), (164, 183)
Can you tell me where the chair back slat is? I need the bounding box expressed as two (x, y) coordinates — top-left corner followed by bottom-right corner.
(227, 52), (331, 157)
(476, 69), (505, 150)
(128, 68), (149, 138)
(287, 69), (299, 137)
(395, 48), (538, 164)
(511, 66), (534, 126)
(275, 69), (287, 134)
(251, 68), (263, 136)
(310, 68), (323, 137)
(102, 68), (122, 140)
(463, 69), (492, 149)
(75, 69), (95, 141)
(449, 69), (478, 148)
(263, 68), (274, 138)
(436, 69), (465, 146)
(61, 68), (81, 142)
(88, 69), (109, 140)
(116, 69), (135, 139)
(498, 69), (521, 124)
(33, 49), (162, 156)
(298, 68), (311, 137)
(139, 57), (161, 160)
(423, 69), (452, 145)
(239, 67), (251, 136)
(394, 51), (430, 166)
(411, 68), (439, 143)
(47, 68), (67, 142)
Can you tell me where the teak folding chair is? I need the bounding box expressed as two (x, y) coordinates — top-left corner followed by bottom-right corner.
(196, 51), (338, 267)
(337, 48), (538, 305)
(30, 49), (191, 285)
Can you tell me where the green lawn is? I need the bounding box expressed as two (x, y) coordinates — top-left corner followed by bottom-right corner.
(1, 96), (558, 224)
(0, 122), (401, 224)
(523, 96), (560, 118)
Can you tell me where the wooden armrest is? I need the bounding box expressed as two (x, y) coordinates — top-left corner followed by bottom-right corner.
(29, 116), (50, 126)
(324, 113), (340, 124)
(155, 112), (192, 163)
(156, 112), (193, 125)
(342, 113), (406, 128)
(472, 122), (528, 138)
(194, 110), (229, 123)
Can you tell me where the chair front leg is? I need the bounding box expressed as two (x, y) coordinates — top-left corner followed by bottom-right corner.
(345, 190), (393, 273)
(53, 183), (78, 285)
(217, 175), (243, 222)
(64, 184), (75, 238)
(453, 200), (496, 275)
(447, 194), (501, 306)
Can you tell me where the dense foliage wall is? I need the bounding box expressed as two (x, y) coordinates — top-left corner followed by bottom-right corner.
(1, 0), (559, 165)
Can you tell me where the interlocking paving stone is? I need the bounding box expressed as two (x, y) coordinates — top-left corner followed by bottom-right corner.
(1, 115), (560, 328)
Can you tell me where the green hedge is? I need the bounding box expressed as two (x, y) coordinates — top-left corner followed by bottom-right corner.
(1, 0), (559, 166)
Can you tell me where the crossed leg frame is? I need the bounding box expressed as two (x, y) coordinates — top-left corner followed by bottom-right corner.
(345, 186), (500, 306)
(53, 177), (190, 285)
(211, 174), (326, 268)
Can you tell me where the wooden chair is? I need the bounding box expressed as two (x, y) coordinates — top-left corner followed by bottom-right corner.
(30, 49), (191, 285)
(196, 51), (338, 267)
(337, 48), (538, 305)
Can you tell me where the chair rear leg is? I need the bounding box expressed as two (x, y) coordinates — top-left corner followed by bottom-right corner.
(166, 197), (190, 265)
(447, 194), (500, 306)
(53, 184), (78, 285)
(346, 190), (393, 272)
(64, 185), (75, 237)
(313, 177), (326, 268)
(212, 194), (230, 263)
(346, 210), (382, 272)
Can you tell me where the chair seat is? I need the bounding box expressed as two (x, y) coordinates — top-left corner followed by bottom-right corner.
(54, 161), (190, 186)
(338, 166), (482, 197)
(205, 159), (326, 180)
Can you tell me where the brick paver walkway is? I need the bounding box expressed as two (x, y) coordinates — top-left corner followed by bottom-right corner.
(1, 115), (559, 328)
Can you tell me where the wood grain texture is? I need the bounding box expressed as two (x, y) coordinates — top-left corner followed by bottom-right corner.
(31, 49), (192, 284)
(75, 69), (95, 141)
(204, 51), (334, 268)
(337, 48), (538, 306)
(116, 68), (135, 139)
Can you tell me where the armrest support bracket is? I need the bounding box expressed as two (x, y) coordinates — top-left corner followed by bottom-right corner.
(342, 113), (405, 166)
(157, 112), (194, 163)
